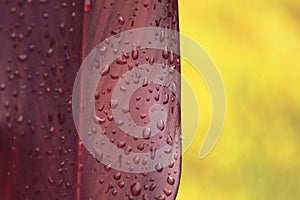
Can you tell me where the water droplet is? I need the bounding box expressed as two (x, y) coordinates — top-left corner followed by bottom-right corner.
(100, 65), (110, 76)
(142, 194), (149, 200)
(40, 0), (48, 4)
(137, 143), (144, 151)
(104, 164), (111, 172)
(157, 120), (165, 130)
(49, 126), (55, 135)
(17, 115), (24, 124)
(157, 194), (166, 200)
(42, 12), (49, 19)
(155, 163), (163, 172)
(149, 57), (154, 65)
(0, 83), (6, 90)
(94, 148), (103, 162)
(47, 48), (53, 57)
(118, 16), (125, 25)
(122, 106), (130, 114)
(133, 156), (140, 164)
(132, 48), (139, 60)
(160, 30), (165, 42)
(130, 182), (142, 196)
(167, 176), (175, 185)
(93, 115), (106, 124)
(112, 189), (117, 196)
(113, 172), (121, 180)
(149, 183), (156, 191)
(98, 46), (107, 55)
(116, 56), (127, 65)
(110, 99), (119, 109)
(142, 127), (151, 139)
(17, 54), (28, 63)
(84, 0), (92, 11)
(169, 51), (174, 64)
(120, 85), (127, 92)
(118, 181), (125, 188)
(162, 47), (169, 59)
(142, 78), (148, 87)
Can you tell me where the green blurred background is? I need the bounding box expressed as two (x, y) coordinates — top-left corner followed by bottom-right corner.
(177, 0), (300, 199)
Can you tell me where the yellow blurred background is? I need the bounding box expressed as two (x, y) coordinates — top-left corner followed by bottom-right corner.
(178, 0), (300, 199)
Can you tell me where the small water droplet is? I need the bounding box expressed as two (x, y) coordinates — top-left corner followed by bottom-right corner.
(98, 46), (107, 55)
(40, 0), (48, 4)
(160, 30), (165, 42)
(93, 115), (106, 124)
(132, 48), (139, 60)
(110, 99), (119, 109)
(118, 16), (125, 25)
(47, 48), (54, 57)
(84, 0), (92, 11)
(94, 148), (103, 162)
(100, 65), (110, 76)
(118, 181), (125, 188)
(157, 194), (166, 200)
(116, 56), (127, 65)
(142, 127), (151, 139)
(104, 164), (111, 172)
(130, 182), (142, 196)
(167, 176), (175, 185)
(113, 172), (121, 180)
(162, 47), (169, 59)
(157, 120), (165, 130)
(155, 163), (163, 172)
(17, 54), (28, 63)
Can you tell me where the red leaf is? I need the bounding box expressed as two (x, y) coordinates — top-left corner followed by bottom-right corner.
(0, 0), (181, 199)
